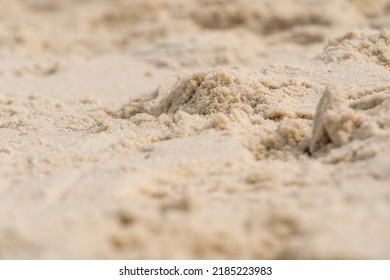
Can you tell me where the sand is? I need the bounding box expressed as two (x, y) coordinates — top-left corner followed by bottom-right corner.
(0, 0), (389, 259)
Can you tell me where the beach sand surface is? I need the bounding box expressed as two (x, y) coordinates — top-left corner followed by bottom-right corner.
(0, 0), (389, 259)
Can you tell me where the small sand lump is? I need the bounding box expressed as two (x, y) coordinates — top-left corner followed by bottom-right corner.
(317, 29), (390, 69)
(149, 67), (268, 115)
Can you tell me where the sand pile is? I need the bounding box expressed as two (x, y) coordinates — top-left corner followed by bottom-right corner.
(0, 0), (389, 259)
(317, 29), (390, 67)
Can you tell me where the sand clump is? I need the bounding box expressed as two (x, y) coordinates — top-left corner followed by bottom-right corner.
(121, 67), (318, 119)
(0, 0), (390, 259)
(310, 86), (390, 162)
(317, 29), (390, 68)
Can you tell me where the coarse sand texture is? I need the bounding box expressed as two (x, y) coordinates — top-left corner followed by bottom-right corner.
(0, 0), (389, 259)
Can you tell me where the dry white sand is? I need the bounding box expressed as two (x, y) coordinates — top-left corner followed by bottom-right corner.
(0, 0), (389, 259)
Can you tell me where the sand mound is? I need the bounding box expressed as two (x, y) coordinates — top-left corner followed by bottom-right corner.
(317, 29), (390, 68)
(121, 67), (316, 120)
(133, 68), (270, 115)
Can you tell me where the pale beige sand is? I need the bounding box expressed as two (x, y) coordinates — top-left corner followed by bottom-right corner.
(0, 0), (389, 259)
